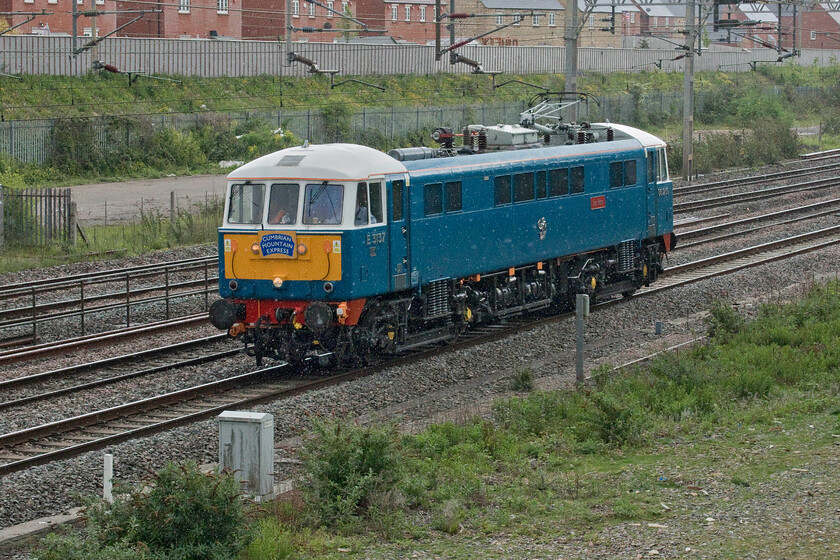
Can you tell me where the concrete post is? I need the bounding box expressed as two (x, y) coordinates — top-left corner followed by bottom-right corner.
(575, 293), (589, 385)
(103, 454), (114, 504)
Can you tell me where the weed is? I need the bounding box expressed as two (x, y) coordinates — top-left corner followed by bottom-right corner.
(299, 418), (404, 529)
(706, 301), (745, 338)
(511, 368), (534, 392)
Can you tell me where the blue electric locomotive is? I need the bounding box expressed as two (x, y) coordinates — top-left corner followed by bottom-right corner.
(209, 121), (675, 366)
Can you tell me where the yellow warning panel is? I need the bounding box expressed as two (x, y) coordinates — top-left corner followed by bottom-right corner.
(223, 232), (342, 281)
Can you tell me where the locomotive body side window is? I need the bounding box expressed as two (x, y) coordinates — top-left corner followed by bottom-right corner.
(303, 183), (343, 225)
(445, 181), (462, 212)
(369, 182), (384, 224)
(514, 172), (535, 202)
(228, 183), (265, 224)
(392, 180), (404, 221)
(570, 166), (585, 194)
(609, 161), (623, 188)
(548, 168), (568, 196)
(424, 183), (443, 216)
(267, 183), (299, 225)
(624, 160), (637, 186)
(536, 171), (547, 198)
(494, 175), (512, 205)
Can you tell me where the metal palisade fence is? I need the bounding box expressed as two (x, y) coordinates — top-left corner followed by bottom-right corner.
(2, 36), (838, 77)
(1, 186), (74, 247)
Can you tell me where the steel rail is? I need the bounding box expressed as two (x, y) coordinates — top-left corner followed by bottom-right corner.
(0, 347), (240, 412)
(674, 176), (840, 213)
(0, 314), (209, 365)
(675, 198), (840, 248)
(0, 334), (228, 391)
(673, 161), (840, 195)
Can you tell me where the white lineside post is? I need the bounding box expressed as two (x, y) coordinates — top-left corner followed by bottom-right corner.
(103, 453), (114, 503)
(575, 293), (589, 385)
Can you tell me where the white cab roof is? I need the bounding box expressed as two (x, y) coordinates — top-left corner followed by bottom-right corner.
(596, 123), (668, 149)
(228, 143), (407, 182)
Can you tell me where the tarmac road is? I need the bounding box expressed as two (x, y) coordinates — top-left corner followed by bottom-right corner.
(70, 173), (228, 225)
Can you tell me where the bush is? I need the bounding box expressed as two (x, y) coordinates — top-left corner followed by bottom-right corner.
(706, 301), (745, 339)
(35, 461), (249, 560)
(299, 418), (404, 529)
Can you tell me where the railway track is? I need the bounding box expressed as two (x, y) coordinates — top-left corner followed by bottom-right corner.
(3, 225), (839, 478)
(0, 314), (209, 366)
(674, 160), (840, 197)
(674, 175), (840, 214)
(0, 334), (232, 413)
(674, 197), (840, 248)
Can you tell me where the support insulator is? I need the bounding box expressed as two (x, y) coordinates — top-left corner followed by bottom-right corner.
(478, 130), (487, 151)
(607, 127), (614, 141)
(577, 131), (585, 144)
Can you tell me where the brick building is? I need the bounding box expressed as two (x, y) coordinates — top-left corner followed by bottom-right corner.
(115, 0), (241, 39)
(0, 0), (118, 37)
(383, 0), (435, 44)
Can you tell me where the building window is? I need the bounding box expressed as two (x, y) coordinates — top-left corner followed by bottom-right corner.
(811, 30), (817, 41)
(404, 5), (410, 21)
(653, 17), (658, 28)
(496, 13), (503, 26)
(326, 1), (333, 16)
(589, 15), (594, 28)
(513, 14), (521, 26)
(548, 13), (555, 27)
(342, 2), (349, 15)
(664, 17), (669, 28)
(391, 5), (398, 21)
(630, 12), (635, 24)
(48, 0), (57, 4)
(96, 0), (104, 4)
(420, 6), (426, 22)
(217, 0), (228, 14)
(309, 2), (315, 17)
(292, 0), (299, 17)
(532, 14), (539, 27)
(82, 27), (92, 37)
(178, 0), (190, 13)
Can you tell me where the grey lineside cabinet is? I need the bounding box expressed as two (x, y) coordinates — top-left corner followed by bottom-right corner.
(218, 411), (275, 499)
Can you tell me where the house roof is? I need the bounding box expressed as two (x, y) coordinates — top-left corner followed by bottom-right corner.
(738, 4), (778, 23)
(479, 0), (564, 10)
(578, 0), (639, 14)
